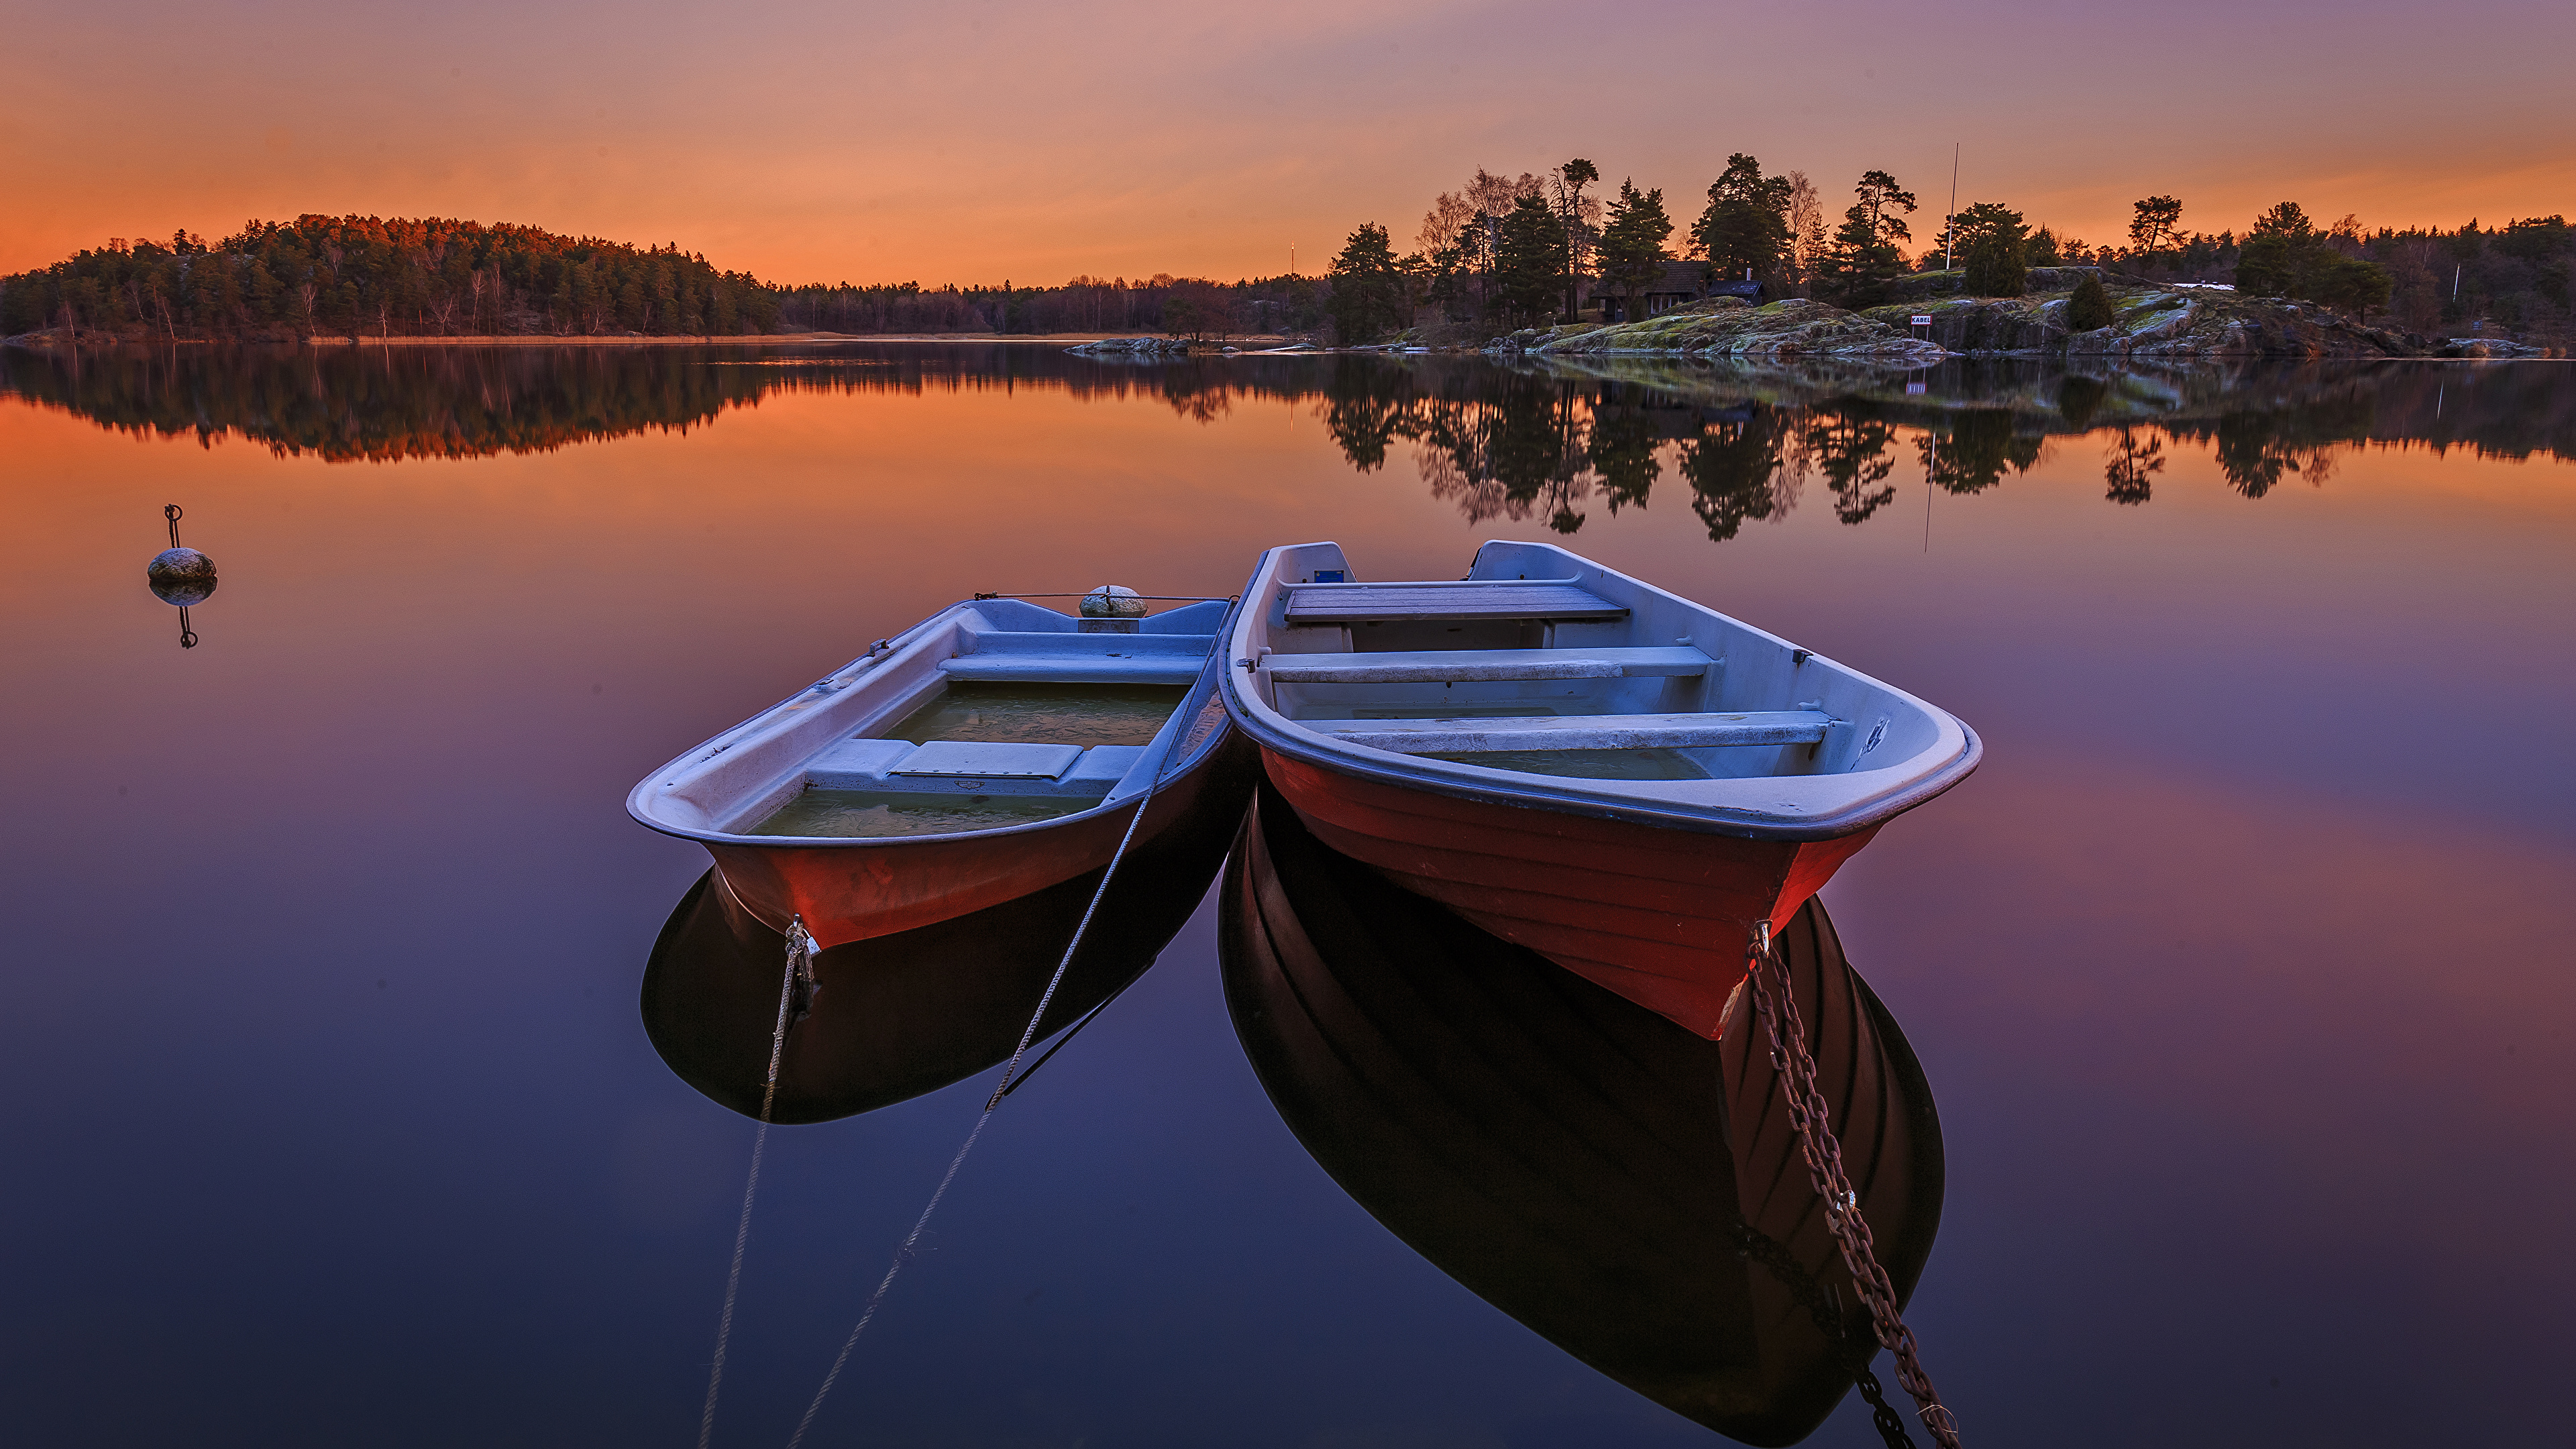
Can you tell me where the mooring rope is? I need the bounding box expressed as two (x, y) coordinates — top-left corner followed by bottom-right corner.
(695, 918), (813, 1449)
(1742, 919), (1962, 1449)
(781, 659), (1214, 1448)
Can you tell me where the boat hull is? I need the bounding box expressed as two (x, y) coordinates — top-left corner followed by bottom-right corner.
(644, 733), (1255, 1124)
(1263, 749), (1876, 1039)
(1221, 782), (1943, 1444)
(711, 718), (1248, 950)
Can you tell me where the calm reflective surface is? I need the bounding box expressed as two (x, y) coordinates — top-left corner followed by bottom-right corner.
(3, 344), (2572, 1446)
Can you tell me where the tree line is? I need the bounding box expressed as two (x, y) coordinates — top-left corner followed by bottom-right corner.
(0, 216), (788, 341)
(9, 190), (2565, 347)
(1326, 158), (2575, 342)
(768, 274), (1329, 338)
(1324, 156), (1951, 341)
(2097, 199), (2568, 337)
(0, 215), (1338, 343)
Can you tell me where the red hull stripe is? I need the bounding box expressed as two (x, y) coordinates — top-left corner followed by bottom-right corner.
(710, 763), (1215, 951)
(1264, 750), (1874, 1039)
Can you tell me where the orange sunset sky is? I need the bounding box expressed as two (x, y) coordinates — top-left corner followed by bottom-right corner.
(7, 0), (2570, 286)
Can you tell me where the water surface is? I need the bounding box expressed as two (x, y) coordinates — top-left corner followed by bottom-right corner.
(2, 342), (2571, 1447)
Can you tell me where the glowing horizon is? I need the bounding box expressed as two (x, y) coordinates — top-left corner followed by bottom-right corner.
(7, 0), (2569, 287)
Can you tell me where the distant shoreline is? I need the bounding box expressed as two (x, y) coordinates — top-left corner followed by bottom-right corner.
(4, 329), (1272, 350)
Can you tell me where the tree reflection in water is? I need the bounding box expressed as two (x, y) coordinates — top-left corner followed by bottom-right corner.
(5, 346), (2567, 535)
(1918, 410), (2043, 498)
(1678, 409), (1801, 543)
(2104, 428), (2167, 505)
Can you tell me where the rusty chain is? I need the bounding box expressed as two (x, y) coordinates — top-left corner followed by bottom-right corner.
(1726, 1215), (1918, 1449)
(1743, 918), (1963, 1449)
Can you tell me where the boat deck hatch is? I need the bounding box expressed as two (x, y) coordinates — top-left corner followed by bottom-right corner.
(890, 741), (1084, 779)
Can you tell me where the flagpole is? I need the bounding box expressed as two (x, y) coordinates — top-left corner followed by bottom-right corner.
(1944, 143), (1960, 271)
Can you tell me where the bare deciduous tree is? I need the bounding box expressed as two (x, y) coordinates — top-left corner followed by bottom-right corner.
(1785, 172), (1825, 291)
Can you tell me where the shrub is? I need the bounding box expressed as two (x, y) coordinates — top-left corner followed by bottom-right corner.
(2067, 274), (2116, 331)
(1962, 233), (2027, 297)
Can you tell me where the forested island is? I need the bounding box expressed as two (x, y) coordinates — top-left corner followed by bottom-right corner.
(3, 163), (2568, 354)
(0, 215), (1325, 345)
(1314, 158), (2569, 356)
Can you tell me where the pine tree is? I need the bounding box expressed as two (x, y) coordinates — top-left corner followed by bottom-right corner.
(1595, 180), (1674, 322)
(1808, 170), (1916, 307)
(1494, 196), (1570, 329)
(2128, 196), (2184, 257)
(1690, 154), (1794, 286)
(1326, 223), (1411, 343)
(1946, 203), (2031, 297)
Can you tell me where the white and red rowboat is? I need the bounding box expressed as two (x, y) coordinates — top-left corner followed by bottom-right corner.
(1218, 541), (1979, 1038)
(629, 594), (1244, 949)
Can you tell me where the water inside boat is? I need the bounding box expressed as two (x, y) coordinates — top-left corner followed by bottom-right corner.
(1424, 747), (1710, 781)
(884, 683), (1187, 747)
(748, 682), (1194, 839)
(750, 790), (1086, 838)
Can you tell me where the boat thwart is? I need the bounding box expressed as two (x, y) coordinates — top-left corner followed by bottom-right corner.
(1220, 541), (1979, 1038)
(629, 592), (1246, 951)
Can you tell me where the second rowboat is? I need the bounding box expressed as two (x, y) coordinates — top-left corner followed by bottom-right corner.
(1218, 540), (1978, 1038)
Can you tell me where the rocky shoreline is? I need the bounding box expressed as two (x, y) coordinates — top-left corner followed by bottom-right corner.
(1467, 270), (2565, 362)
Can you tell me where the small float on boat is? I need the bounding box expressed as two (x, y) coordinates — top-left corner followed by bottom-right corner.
(629, 589), (1249, 951)
(1222, 785), (1942, 1444)
(1219, 541), (1979, 1038)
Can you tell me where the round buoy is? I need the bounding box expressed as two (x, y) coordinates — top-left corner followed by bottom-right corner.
(1079, 584), (1147, 619)
(148, 547), (218, 606)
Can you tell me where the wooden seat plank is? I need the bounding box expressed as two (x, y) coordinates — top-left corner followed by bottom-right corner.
(1283, 582), (1628, 625)
(1263, 645), (1712, 684)
(1310, 710), (1831, 754)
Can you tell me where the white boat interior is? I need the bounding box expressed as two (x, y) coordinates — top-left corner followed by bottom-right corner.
(1224, 541), (1978, 835)
(630, 598), (1230, 842)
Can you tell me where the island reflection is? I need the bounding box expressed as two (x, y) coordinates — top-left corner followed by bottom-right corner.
(3, 346), (2564, 530)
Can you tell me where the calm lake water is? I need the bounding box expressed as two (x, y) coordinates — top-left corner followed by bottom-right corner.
(3, 343), (2571, 1447)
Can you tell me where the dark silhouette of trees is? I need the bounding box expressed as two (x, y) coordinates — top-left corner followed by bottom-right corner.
(0, 216), (791, 340)
(0, 217), (1346, 343)
(1326, 224), (1412, 343)
(1935, 203), (2031, 297)
(1595, 180), (1674, 323)
(1553, 159), (1603, 320)
(1690, 154), (1794, 288)
(1810, 171), (1915, 307)
(2128, 197), (2184, 257)
(2235, 203), (2320, 298)
(2232, 201), (2393, 321)
(1494, 197), (1570, 329)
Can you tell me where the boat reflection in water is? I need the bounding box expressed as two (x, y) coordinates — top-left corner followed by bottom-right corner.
(642, 733), (1254, 1124)
(1222, 782), (1942, 1445)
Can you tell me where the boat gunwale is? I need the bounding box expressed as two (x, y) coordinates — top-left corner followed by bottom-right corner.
(627, 596), (1236, 851)
(1219, 541), (1982, 842)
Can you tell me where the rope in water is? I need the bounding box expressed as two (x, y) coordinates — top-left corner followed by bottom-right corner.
(694, 918), (813, 1449)
(1742, 919), (1962, 1449)
(780, 662), (1216, 1449)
